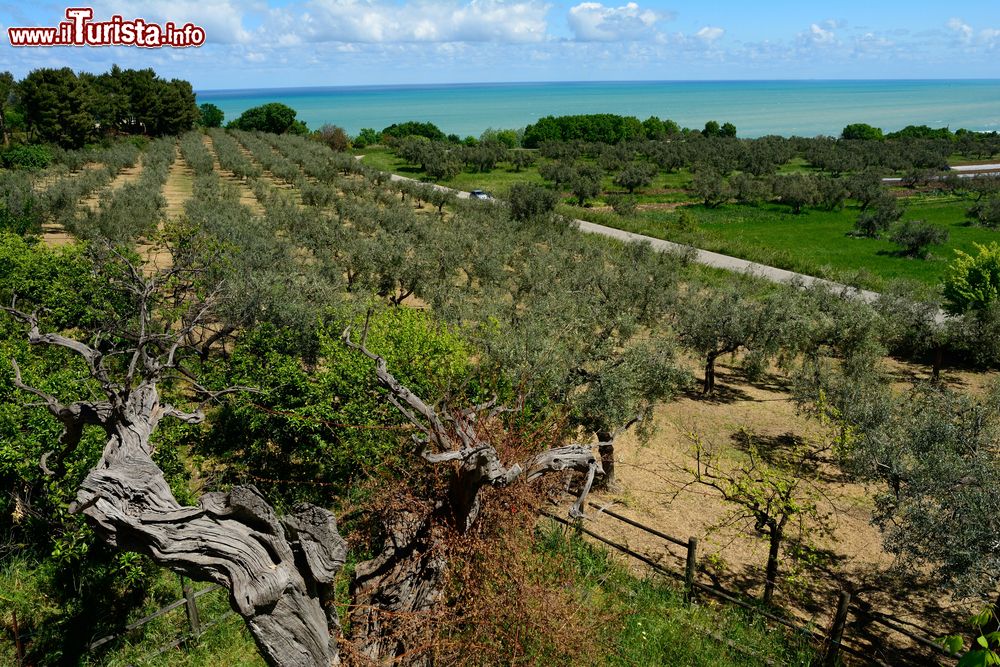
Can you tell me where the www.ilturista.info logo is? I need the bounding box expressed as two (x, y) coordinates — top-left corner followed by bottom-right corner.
(7, 8), (206, 48)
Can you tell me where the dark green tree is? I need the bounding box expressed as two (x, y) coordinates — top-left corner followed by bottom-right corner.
(889, 219), (949, 258)
(17, 68), (96, 148)
(199, 103), (225, 128)
(380, 121), (446, 142)
(353, 127), (380, 148)
(0, 71), (15, 145)
(841, 123), (884, 141)
(229, 102), (303, 134)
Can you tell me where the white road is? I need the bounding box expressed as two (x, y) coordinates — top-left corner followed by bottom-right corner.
(377, 168), (949, 324)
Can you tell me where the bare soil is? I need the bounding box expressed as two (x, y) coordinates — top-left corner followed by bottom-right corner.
(577, 355), (996, 663)
(80, 158), (144, 211)
(202, 134), (264, 214)
(162, 147), (193, 219)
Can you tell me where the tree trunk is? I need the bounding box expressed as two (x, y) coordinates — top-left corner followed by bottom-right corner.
(762, 526), (781, 606)
(931, 344), (943, 382)
(71, 385), (346, 667)
(703, 353), (719, 394)
(348, 511), (448, 665)
(595, 431), (616, 490)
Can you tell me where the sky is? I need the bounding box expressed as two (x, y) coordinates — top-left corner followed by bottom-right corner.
(1, 1), (999, 89)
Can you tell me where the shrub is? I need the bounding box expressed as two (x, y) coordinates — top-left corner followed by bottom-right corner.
(506, 183), (559, 222)
(316, 124), (350, 152)
(0, 171), (42, 234)
(353, 128), (380, 148)
(943, 242), (1000, 314)
(606, 193), (638, 216)
(1, 145), (53, 170)
(889, 219), (949, 258)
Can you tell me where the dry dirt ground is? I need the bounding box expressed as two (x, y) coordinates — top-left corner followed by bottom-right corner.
(162, 146), (193, 219)
(41, 161), (145, 248)
(576, 355), (996, 664)
(202, 134), (264, 214)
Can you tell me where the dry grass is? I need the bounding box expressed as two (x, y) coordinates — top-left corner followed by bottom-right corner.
(201, 134), (264, 214)
(578, 354), (997, 661)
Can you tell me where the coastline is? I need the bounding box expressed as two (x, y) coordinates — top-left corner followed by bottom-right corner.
(197, 79), (1000, 139)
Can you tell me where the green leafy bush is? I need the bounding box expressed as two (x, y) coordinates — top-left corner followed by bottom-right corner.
(944, 242), (1000, 314)
(201, 307), (475, 505)
(2, 144), (53, 170)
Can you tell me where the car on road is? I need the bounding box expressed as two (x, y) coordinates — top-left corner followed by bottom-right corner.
(469, 189), (494, 201)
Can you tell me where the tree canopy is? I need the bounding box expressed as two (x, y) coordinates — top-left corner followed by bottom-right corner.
(228, 102), (307, 134)
(16, 65), (197, 147)
(199, 103), (225, 128)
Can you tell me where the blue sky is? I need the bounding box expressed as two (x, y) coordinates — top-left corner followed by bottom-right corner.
(1, 1), (999, 89)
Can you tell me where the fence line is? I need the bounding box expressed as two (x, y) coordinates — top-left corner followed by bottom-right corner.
(548, 501), (961, 666)
(85, 580), (223, 655)
(78, 501), (962, 665)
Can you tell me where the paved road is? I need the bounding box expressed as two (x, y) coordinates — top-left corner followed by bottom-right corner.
(377, 168), (948, 324)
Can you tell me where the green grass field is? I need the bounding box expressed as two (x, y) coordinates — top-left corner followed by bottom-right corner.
(361, 147), (547, 193)
(362, 147), (1000, 290)
(569, 195), (998, 289)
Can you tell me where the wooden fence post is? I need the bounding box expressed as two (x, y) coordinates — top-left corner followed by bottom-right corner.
(684, 537), (698, 603)
(13, 609), (25, 665)
(180, 575), (202, 639)
(824, 590), (852, 666)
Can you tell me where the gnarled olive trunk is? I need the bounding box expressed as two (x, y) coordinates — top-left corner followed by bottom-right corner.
(341, 328), (603, 664)
(69, 384), (347, 667)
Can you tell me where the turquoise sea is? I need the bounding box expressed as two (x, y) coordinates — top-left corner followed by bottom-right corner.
(196, 80), (1000, 139)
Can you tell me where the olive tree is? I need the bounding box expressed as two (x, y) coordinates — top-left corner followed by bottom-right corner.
(853, 194), (902, 238)
(844, 385), (1000, 601)
(675, 280), (792, 394)
(889, 219), (949, 258)
(613, 161), (657, 194)
(690, 429), (830, 606)
(3, 248), (347, 667)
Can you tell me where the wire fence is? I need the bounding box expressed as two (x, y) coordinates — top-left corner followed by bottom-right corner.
(541, 500), (965, 667)
(72, 577), (237, 666)
(64, 494), (965, 666)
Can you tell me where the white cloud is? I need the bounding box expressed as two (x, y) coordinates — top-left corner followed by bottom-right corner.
(566, 2), (663, 42)
(855, 32), (893, 50)
(947, 18), (973, 43)
(266, 0), (550, 44)
(808, 22), (835, 44)
(982, 28), (1000, 47)
(94, 0), (253, 44)
(695, 26), (724, 43)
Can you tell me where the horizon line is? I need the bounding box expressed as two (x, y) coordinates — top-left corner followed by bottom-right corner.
(195, 77), (1000, 94)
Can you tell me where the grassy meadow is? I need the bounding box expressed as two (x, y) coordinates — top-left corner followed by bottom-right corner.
(362, 147), (999, 291)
